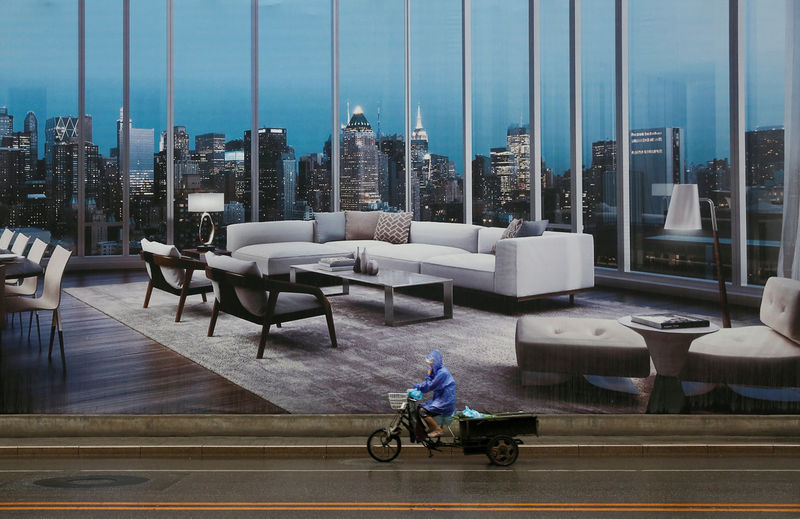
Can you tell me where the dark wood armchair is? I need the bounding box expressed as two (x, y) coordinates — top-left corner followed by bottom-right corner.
(140, 251), (213, 322)
(205, 266), (337, 359)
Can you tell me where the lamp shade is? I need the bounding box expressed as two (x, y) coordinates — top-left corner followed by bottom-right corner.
(188, 192), (224, 213)
(664, 184), (702, 230)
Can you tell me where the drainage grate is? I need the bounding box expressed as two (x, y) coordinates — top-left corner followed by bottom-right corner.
(34, 475), (149, 489)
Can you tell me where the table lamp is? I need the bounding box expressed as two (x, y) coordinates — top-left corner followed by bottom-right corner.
(664, 184), (730, 328)
(187, 192), (224, 252)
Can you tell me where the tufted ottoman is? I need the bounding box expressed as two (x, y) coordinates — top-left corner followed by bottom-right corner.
(515, 316), (652, 391)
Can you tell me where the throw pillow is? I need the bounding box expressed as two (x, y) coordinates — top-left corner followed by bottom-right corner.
(491, 218), (523, 254)
(205, 252), (267, 316)
(373, 212), (413, 244)
(345, 211), (382, 240)
(314, 212), (346, 243)
(516, 219), (548, 238)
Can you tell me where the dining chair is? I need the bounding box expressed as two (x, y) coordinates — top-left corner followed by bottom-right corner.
(205, 253), (337, 359)
(0, 229), (13, 249)
(4, 245), (72, 371)
(5, 238), (48, 340)
(9, 233), (29, 257)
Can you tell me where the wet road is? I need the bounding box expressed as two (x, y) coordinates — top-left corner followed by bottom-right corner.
(0, 455), (797, 517)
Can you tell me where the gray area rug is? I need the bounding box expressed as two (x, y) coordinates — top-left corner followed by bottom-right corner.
(64, 282), (737, 414)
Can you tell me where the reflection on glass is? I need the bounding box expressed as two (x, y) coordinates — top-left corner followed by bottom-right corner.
(174, 0), (250, 249)
(411, 0), (463, 222)
(339, 0), (404, 213)
(0, 1), (78, 255)
(85, 0), (123, 256)
(540, 0), (570, 230)
(471, 0), (529, 228)
(130, 0), (167, 253)
(745, 0), (784, 286)
(629, 0), (730, 281)
(581, 0), (617, 266)
(259, 0), (331, 220)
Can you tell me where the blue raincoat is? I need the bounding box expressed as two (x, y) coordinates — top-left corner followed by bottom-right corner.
(413, 349), (456, 415)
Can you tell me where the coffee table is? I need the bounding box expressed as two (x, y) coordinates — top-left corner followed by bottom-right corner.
(289, 263), (453, 326)
(618, 315), (719, 413)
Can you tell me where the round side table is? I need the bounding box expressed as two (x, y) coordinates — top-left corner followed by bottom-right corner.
(618, 316), (719, 413)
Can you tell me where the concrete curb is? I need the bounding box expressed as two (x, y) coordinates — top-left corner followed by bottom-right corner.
(0, 443), (798, 458)
(1, 414), (799, 438)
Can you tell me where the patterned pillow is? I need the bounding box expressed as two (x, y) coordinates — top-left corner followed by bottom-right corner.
(374, 212), (413, 244)
(491, 218), (523, 254)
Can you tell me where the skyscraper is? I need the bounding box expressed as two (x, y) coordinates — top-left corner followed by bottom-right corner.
(117, 110), (155, 198)
(0, 107), (13, 138)
(490, 147), (517, 203)
(245, 127), (294, 220)
(45, 115), (92, 168)
(24, 111), (38, 164)
(630, 127), (684, 220)
(340, 107), (381, 210)
(506, 125), (530, 192)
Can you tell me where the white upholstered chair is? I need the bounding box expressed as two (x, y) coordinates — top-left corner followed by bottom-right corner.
(0, 229), (13, 249)
(6, 238), (49, 339)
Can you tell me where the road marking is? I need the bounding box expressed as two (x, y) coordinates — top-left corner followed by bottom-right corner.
(1, 468), (798, 474)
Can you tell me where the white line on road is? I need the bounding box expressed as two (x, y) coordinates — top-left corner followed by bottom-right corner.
(0, 469), (798, 474)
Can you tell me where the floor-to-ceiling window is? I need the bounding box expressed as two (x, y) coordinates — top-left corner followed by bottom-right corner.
(173, 0), (250, 249)
(259, 0), (331, 220)
(540, 0), (571, 230)
(471, 0), (529, 228)
(0, 1), (79, 254)
(581, 0), (617, 267)
(85, 0), (124, 256)
(629, 0), (730, 281)
(339, 0), (404, 214)
(745, 0), (785, 286)
(411, 0), (463, 223)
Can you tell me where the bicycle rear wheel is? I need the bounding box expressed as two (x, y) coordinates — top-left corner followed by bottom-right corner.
(367, 428), (402, 462)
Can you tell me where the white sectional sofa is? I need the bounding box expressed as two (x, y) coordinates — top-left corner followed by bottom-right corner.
(226, 217), (594, 302)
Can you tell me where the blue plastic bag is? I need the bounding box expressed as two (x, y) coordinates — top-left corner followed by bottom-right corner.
(462, 406), (484, 418)
(407, 389), (423, 401)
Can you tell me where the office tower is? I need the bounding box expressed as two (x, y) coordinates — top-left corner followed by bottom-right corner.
(629, 127), (684, 221)
(195, 132), (225, 179)
(0, 107), (12, 138)
(45, 115), (92, 168)
(379, 134), (406, 210)
(745, 127), (784, 187)
(506, 125), (530, 192)
(490, 147), (517, 204)
(2, 132), (33, 183)
(0, 144), (26, 206)
(280, 149), (298, 219)
(340, 107), (381, 211)
(117, 110), (156, 198)
(298, 152), (331, 213)
(161, 126), (190, 160)
(24, 111), (38, 164)
(244, 127), (293, 221)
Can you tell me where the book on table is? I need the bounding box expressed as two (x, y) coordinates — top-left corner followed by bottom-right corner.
(317, 264), (354, 272)
(318, 256), (355, 268)
(631, 313), (710, 329)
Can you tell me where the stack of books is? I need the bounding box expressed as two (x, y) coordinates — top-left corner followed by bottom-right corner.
(318, 256), (355, 271)
(631, 313), (710, 329)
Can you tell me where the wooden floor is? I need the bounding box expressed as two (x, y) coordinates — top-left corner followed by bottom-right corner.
(0, 269), (767, 415)
(0, 270), (285, 414)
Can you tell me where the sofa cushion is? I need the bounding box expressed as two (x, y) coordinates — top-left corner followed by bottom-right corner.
(227, 220), (314, 251)
(492, 218), (523, 254)
(326, 240), (470, 274)
(345, 211), (382, 240)
(421, 253), (495, 293)
(681, 325), (800, 387)
(409, 221), (481, 252)
(517, 219), (548, 238)
(314, 212), (346, 243)
(374, 212), (413, 244)
(141, 238), (184, 289)
(515, 317), (650, 378)
(233, 242), (349, 276)
(478, 227), (505, 254)
(274, 292), (323, 316)
(205, 252), (267, 316)
(760, 277), (800, 342)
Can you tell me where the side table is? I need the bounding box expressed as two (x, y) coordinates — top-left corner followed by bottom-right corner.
(618, 316), (719, 414)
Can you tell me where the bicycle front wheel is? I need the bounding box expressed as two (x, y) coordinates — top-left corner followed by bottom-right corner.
(367, 428), (402, 462)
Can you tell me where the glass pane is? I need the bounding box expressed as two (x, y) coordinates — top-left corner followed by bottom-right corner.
(130, 0), (167, 253)
(339, 0), (404, 213)
(471, 0), (529, 228)
(581, 0), (617, 267)
(629, 0), (730, 280)
(540, 0), (570, 230)
(85, 0), (123, 256)
(411, 0), (463, 222)
(745, 0), (784, 286)
(0, 1), (78, 254)
(174, 0), (250, 249)
(259, 0), (331, 220)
